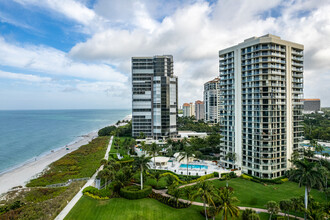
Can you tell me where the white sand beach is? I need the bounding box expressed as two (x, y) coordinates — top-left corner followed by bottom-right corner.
(0, 114), (132, 196)
(0, 130), (98, 195)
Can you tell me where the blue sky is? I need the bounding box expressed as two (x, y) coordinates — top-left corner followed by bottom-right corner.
(0, 0), (329, 109)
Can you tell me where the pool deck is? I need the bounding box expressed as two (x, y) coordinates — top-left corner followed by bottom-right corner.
(149, 159), (234, 176)
(135, 147), (241, 176)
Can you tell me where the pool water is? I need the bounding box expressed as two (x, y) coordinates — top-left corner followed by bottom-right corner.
(180, 164), (208, 169)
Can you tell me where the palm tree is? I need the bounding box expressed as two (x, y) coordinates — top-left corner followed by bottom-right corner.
(248, 213), (260, 220)
(100, 158), (108, 166)
(152, 171), (162, 188)
(290, 197), (304, 219)
(193, 181), (216, 220)
(140, 141), (147, 152)
(114, 137), (120, 154)
(289, 159), (324, 219)
(148, 142), (160, 168)
(279, 199), (292, 220)
(182, 187), (194, 205)
(265, 201), (280, 220)
(178, 145), (195, 178)
(133, 155), (151, 190)
(217, 187), (239, 220)
(99, 168), (115, 188)
(242, 209), (256, 220)
(168, 187), (181, 207)
(318, 159), (330, 202)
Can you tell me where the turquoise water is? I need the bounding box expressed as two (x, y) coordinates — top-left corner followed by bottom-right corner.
(180, 164), (208, 169)
(0, 109), (130, 174)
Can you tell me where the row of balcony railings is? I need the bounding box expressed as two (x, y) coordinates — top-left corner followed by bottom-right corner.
(242, 58), (286, 65)
(242, 65), (286, 71)
(242, 46), (286, 54)
(242, 52), (286, 59)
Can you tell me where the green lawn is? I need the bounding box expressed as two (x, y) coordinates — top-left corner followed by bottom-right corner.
(66, 196), (280, 220)
(65, 196), (208, 220)
(180, 178), (326, 209)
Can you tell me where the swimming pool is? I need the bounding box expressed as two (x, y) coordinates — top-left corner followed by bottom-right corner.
(180, 164), (208, 169)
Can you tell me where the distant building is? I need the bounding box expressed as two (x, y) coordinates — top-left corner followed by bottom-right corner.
(204, 77), (220, 123)
(182, 102), (195, 117)
(183, 103), (191, 117)
(195, 100), (205, 121)
(303, 99), (321, 114)
(132, 55), (178, 138)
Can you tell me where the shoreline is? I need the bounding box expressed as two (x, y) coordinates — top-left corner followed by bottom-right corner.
(0, 114), (131, 196)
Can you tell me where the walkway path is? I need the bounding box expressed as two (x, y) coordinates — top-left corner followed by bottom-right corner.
(178, 177), (219, 188)
(55, 136), (113, 220)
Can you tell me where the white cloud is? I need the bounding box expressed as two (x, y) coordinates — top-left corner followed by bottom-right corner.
(67, 0), (330, 106)
(0, 37), (127, 82)
(0, 70), (52, 82)
(13, 0), (95, 25)
(2, 0), (330, 108)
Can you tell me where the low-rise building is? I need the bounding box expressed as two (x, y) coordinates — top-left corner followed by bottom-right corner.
(303, 99), (321, 114)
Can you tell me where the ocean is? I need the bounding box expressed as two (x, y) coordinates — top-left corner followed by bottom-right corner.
(0, 109), (130, 174)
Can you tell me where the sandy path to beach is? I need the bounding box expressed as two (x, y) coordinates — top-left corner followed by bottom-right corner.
(0, 131), (98, 195)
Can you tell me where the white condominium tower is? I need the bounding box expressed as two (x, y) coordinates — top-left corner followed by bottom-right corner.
(204, 77), (221, 123)
(132, 55), (178, 138)
(219, 34), (304, 179)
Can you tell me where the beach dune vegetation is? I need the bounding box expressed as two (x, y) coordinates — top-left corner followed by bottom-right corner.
(27, 136), (110, 187)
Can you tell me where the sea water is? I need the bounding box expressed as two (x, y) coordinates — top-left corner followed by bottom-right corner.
(0, 109), (130, 174)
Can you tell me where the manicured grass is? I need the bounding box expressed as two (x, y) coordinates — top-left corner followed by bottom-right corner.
(65, 196), (208, 220)
(181, 178), (326, 209)
(27, 136), (110, 186)
(65, 196), (281, 220)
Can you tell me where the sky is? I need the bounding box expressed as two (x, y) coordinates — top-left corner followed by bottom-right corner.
(0, 0), (329, 110)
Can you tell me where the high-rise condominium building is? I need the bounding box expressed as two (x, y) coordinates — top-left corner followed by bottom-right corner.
(219, 34), (304, 179)
(195, 100), (205, 121)
(204, 77), (220, 123)
(132, 55), (178, 138)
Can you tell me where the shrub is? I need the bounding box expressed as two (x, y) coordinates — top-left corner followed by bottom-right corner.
(98, 126), (117, 136)
(84, 192), (109, 200)
(213, 172), (219, 177)
(281, 178), (289, 182)
(120, 185), (152, 199)
(243, 174), (285, 185)
(241, 174), (253, 180)
(83, 186), (112, 199)
(149, 192), (190, 208)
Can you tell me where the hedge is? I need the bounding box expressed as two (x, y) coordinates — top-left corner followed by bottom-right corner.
(120, 185), (152, 199)
(242, 173), (286, 184)
(149, 192), (190, 209)
(241, 174), (253, 180)
(82, 186), (112, 199)
(159, 172), (216, 185)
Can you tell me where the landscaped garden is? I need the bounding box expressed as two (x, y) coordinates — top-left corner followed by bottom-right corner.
(176, 177), (326, 209)
(65, 196), (279, 220)
(63, 131), (330, 220)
